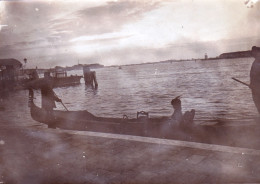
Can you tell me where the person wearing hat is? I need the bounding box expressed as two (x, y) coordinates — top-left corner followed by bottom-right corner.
(171, 96), (195, 127)
(41, 71), (62, 112)
(171, 96), (183, 126)
(250, 46), (260, 114)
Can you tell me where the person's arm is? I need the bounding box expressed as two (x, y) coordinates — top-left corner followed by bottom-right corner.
(54, 96), (62, 102)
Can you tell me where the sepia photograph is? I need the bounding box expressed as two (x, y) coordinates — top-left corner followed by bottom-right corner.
(0, 0), (260, 183)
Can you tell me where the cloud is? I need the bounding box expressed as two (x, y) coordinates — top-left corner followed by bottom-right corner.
(69, 32), (132, 43)
(48, 0), (163, 38)
(0, 0), (164, 66)
(244, 0), (259, 7)
(0, 24), (8, 31)
(246, 1), (260, 36)
(0, 0), (259, 68)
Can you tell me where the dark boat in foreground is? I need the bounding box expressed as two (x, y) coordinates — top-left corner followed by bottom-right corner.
(28, 89), (260, 149)
(29, 89), (176, 137)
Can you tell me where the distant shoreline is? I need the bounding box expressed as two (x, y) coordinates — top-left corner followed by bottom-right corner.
(20, 50), (254, 71)
(108, 56), (253, 68)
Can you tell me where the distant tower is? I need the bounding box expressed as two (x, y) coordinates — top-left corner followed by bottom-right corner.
(205, 53), (208, 60)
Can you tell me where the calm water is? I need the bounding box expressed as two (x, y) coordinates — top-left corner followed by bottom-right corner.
(0, 58), (258, 126)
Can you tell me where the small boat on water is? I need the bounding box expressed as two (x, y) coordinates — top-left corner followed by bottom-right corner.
(28, 89), (260, 148)
(50, 70), (82, 87)
(21, 70), (82, 89)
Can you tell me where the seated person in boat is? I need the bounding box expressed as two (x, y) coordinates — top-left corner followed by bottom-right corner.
(171, 96), (195, 127)
(41, 72), (61, 112)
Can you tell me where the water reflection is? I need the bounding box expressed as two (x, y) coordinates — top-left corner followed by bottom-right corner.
(85, 85), (98, 95)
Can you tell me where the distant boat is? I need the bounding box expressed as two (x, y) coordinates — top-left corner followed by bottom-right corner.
(50, 69), (82, 87)
(21, 70), (82, 89)
(118, 66), (122, 69)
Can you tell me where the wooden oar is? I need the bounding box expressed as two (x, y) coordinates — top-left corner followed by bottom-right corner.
(54, 93), (69, 111)
(60, 101), (69, 111)
(231, 77), (250, 87)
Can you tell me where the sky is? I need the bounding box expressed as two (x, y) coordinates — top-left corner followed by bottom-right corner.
(0, 0), (260, 68)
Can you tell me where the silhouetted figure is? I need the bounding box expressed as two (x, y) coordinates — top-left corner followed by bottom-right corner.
(30, 69), (39, 80)
(171, 96), (195, 127)
(250, 46), (260, 114)
(41, 72), (61, 112)
(171, 96), (183, 126)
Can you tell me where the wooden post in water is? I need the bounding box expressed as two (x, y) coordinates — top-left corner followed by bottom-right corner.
(83, 66), (98, 89)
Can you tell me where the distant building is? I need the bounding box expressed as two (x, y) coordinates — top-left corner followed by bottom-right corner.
(219, 51), (252, 59)
(65, 63), (104, 71)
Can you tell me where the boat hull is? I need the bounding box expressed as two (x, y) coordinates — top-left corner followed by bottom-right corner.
(30, 101), (182, 138)
(28, 89), (260, 149)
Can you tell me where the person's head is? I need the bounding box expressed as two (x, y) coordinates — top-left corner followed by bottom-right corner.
(251, 46), (260, 58)
(171, 96), (181, 109)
